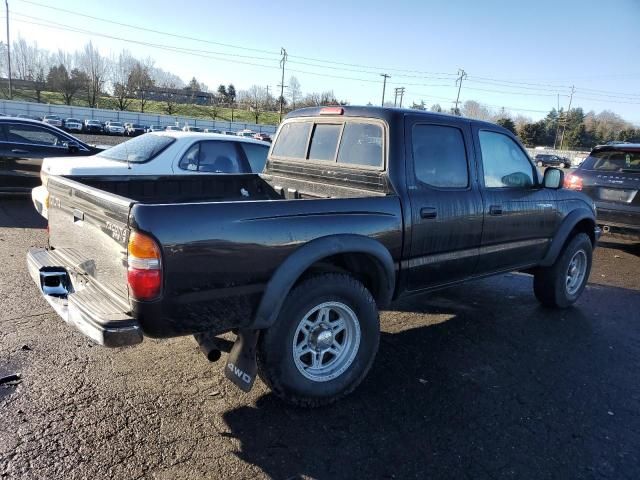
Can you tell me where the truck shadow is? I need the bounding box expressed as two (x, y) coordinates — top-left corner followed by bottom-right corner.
(222, 275), (640, 479)
(0, 197), (46, 229)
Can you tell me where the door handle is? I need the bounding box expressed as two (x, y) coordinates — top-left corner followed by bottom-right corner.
(420, 207), (438, 219)
(11, 148), (29, 154)
(489, 205), (503, 216)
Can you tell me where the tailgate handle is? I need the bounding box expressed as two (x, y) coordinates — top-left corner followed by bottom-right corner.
(73, 208), (85, 222)
(420, 207), (438, 219)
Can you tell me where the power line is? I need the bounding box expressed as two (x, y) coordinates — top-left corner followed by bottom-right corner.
(15, 0), (281, 56)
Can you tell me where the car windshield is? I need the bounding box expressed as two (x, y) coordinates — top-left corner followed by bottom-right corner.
(582, 150), (640, 172)
(88, 120), (100, 125)
(67, 119), (80, 123)
(132, 124), (144, 128)
(110, 122), (123, 127)
(45, 115), (59, 120)
(97, 134), (175, 163)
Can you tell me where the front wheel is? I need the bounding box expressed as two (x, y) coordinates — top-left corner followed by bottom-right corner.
(257, 273), (380, 407)
(534, 233), (592, 308)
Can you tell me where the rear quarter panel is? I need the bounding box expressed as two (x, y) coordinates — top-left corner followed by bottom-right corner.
(130, 196), (403, 337)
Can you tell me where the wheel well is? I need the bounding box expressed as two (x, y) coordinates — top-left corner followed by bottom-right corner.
(570, 218), (596, 246)
(294, 253), (389, 306)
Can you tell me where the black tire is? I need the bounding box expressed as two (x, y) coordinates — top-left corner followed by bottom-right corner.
(257, 273), (380, 407)
(534, 233), (592, 308)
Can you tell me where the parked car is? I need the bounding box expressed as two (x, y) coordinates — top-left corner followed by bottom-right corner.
(32, 132), (271, 218)
(146, 125), (163, 133)
(42, 115), (63, 128)
(565, 143), (640, 238)
(165, 125), (181, 132)
(222, 131), (235, 136)
(0, 117), (102, 195)
(183, 125), (204, 132)
(104, 121), (125, 135)
(204, 128), (221, 134)
(64, 118), (83, 133)
(253, 132), (272, 143)
(17, 114), (42, 121)
(236, 129), (255, 138)
(83, 119), (103, 134)
(534, 153), (570, 169)
(125, 123), (146, 136)
(27, 106), (599, 406)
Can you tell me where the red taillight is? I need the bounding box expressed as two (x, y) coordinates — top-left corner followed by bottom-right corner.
(319, 107), (344, 115)
(564, 173), (583, 191)
(127, 231), (162, 301)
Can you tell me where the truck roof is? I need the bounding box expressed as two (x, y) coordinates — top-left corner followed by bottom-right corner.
(285, 105), (509, 133)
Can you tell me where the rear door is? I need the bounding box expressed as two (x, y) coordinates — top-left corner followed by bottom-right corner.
(473, 127), (558, 272)
(0, 122), (71, 192)
(405, 116), (483, 290)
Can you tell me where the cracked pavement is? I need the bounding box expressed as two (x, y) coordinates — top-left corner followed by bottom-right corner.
(1, 197), (639, 479)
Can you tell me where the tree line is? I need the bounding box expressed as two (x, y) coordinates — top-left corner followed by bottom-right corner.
(411, 99), (639, 149)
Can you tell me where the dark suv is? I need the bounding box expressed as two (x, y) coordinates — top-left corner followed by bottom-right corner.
(565, 143), (640, 237)
(534, 153), (569, 169)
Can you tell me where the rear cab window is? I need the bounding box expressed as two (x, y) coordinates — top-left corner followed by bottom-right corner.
(271, 118), (384, 168)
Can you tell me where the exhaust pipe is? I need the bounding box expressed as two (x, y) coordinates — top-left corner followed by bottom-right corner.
(602, 225), (610, 234)
(194, 332), (234, 362)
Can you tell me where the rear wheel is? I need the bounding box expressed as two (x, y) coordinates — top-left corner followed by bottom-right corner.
(257, 273), (380, 407)
(534, 233), (592, 308)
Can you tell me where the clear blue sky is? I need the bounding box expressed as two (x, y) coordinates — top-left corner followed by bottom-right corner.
(9, 0), (640, 123)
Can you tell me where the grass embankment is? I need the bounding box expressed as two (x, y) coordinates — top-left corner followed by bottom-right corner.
(8, 88), (280, 125)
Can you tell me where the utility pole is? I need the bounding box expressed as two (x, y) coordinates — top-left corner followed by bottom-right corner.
(553, 93), (560, 149)
(5, 0), (11, 99)
(559, 85), (575, 150)
(380, 73), (390, 107)
(278, 48), (287, 123)
(393, 87), (405, 108)
(454, 68), (467, 114)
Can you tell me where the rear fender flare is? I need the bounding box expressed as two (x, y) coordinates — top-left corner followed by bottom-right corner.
(252, 234), (395, 329)
(540, 208), (596, 267)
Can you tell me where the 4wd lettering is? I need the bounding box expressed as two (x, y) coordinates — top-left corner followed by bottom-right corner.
(227, 362), (252, 384)
(105, 222), (128, 243)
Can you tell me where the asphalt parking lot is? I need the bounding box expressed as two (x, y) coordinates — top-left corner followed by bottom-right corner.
(1, 197), (639, 480)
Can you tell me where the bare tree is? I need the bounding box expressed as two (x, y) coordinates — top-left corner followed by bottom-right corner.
(78, 41), (109, 108)
(240, 85), (267, 123)
(129, 59), (154, 112)
(111, 50), (135, 111)
(287, 76), (301, 110)
(461, 100), (493, 121)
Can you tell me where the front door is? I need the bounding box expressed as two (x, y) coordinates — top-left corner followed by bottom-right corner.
(473, 127), (558, 273)
(406, 117), (483, 291)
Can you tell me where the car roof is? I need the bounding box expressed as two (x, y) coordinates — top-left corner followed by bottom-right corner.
(150, 131), (271, 146)
(592, 143), (640, 153)
(286, 105), (513, 133)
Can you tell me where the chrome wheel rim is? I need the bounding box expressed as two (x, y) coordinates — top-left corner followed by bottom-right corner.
(292, 301), (361, 382)
(566, 250), (587, 296)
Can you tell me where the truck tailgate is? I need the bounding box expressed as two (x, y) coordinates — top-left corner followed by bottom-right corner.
(47, 175), (133, 304)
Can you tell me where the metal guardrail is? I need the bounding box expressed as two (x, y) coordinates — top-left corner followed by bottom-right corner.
(0, 99), (277, 134)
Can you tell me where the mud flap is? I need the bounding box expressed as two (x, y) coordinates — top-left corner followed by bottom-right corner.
(224, 329), (259, 392)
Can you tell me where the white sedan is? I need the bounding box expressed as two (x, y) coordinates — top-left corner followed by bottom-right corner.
(32, 132), (271, 218)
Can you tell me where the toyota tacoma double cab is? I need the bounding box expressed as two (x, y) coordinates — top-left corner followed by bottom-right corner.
(27, 106), (600, 406)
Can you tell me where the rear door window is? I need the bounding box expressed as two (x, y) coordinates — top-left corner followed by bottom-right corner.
(412, 124), (468, 188)
(337, 123), (383, 167)
(308, 124), (341, 161)
(178, 140), (247, 173)
(272, 122), (311, 159)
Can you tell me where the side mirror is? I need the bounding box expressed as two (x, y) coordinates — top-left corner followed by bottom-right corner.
(543, 167), (564, 189)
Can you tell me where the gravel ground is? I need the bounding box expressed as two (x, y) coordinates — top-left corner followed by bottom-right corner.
(76, 133), (129, 147)
(0, 198), (639, 479)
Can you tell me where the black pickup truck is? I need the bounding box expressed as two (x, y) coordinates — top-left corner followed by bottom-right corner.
(27, 106), (600, 406)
